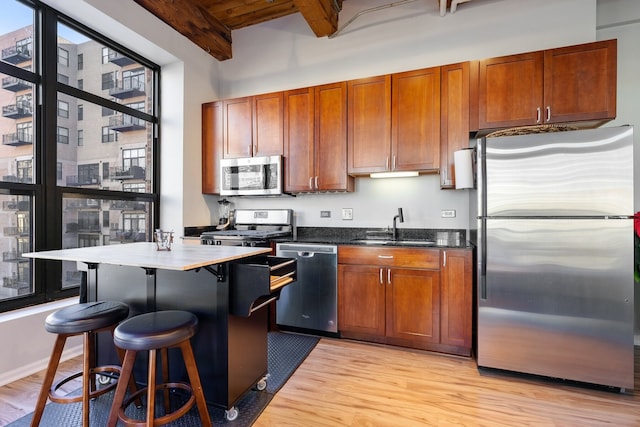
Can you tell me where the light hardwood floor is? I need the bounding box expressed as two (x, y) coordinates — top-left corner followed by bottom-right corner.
(1, 339), (638, 426)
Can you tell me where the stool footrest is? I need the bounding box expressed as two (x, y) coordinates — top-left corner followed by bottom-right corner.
(49, 365), (122, 404)
(118, 382), (196, 427)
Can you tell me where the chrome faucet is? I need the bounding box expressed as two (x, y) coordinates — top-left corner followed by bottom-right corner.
(392, 208), (404, 240)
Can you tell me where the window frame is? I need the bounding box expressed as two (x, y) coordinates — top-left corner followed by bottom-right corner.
(0, 0), (161, 313)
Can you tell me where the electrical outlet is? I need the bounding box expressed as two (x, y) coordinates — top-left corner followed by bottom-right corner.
(441, 209), (456, 218)
(342, 208), (353, 220)
(320, 210), (331, 218)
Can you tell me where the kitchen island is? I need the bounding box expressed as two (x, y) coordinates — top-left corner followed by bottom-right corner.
(23, 242), (286, 415)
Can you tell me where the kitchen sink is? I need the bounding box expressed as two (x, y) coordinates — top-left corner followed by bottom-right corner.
(350, 239), (436, 246)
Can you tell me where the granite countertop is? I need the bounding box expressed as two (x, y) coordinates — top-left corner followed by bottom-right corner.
(275, 227), (474, 249)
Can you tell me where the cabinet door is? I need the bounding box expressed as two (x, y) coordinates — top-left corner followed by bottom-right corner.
(316, 82), (353, 192)
(544, 39), (616, 124)
(440, 62), (470, 189)
(284, 88), (315, 192)
(202, 102), (223, 194)
(440, 249), (473, 351)
(253, 92), (284, 157)
(338, 264), (386, 337)
(392, 67), (440, 172)
(478, 52), (543, 129)
(348, 75), (391, 174)
(223, 97), (252, 158)
(386, 267), (440, 344)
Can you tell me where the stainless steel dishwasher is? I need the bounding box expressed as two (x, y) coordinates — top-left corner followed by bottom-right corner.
(275, 243), (337, 334)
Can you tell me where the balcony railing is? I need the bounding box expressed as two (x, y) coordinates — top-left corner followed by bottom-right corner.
(2, 131), (32, 146)
(77, 223), (101, 233)
(110, 200), (147, 211)
(1, 45), (32, 64)
(66, 175), (101, 186)
(107, 51), (135, 67)
(112, 165), (146, 180)
(112, 229), (146, 243)
(2, 100), (33, 119)
(2, 175), (32, 184)
(1, 76), (30, 92)
(109, 78), (145, 99)
(2, 200), (30, 210)
(109, 114), (145, 132)
(65, 199), (101, 209)
(3, 251), (28, 262)
(3, 226), (29, 236)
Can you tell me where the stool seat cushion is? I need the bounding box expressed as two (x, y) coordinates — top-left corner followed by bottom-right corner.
(45, 301), (129, 335)
(114, 310), (198, 351)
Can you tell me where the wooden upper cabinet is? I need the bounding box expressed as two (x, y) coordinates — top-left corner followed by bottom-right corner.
(348, 68), (441, 175)
(202, 101), (223, 194)
(478, 52), (543, 129)
(392, 67), (440, 172)
(478, 39), (616, 130)
(283, 87), (315, 192)
(348, 75), (391, 174)
(544, 39), (616, 124)
(440, 62), (470, 189)
(284, 83), (353, 193)
(253, 92), (284, 157)
(223, 97), (253, 158)
(223, 92), (283, 158)
(315, 82), (353, 192)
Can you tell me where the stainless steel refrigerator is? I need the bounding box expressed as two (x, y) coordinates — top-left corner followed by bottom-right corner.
(476, 126), (636, 390)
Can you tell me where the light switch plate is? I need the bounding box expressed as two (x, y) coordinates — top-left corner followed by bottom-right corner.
(441, 209), (456, 218)
(342, 208), (353, 220)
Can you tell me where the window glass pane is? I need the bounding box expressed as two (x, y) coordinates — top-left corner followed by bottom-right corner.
(0, 194), (33, 301)
(58, 23), (154, 113)
(58, 100), (152, 192)
(61, 195), (151, 287)
(1, 2), (34, 67)
(0, 73), (34, 183)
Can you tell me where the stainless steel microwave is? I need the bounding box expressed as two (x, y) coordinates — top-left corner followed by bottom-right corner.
(220, 155), (283, 196)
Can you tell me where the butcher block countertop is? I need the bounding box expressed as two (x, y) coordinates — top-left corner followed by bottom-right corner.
(23, 242), (271, 271)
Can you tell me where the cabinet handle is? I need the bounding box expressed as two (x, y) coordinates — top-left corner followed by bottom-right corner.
(248, 144), (252, 156)
(443, 251), (447, 267)
(546, 106), (551, 122)
(392, 155), (397, 171)
(378, 255), (394, 259)
(536, 107), (541, 123)
(386, 156), (390, 171)
(387, 268), (391, 285)
(379, 268), (384, 285)
(315, 176), (318, 189)
(309, 177), (313, 190)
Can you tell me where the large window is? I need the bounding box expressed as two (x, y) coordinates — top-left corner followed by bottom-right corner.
(0, 0), (160, 312)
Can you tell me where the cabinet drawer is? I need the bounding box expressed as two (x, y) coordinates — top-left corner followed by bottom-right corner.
(338, 245), (439, 269)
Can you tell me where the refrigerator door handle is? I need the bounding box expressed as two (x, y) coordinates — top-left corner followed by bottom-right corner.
(480, 217), (487, 300)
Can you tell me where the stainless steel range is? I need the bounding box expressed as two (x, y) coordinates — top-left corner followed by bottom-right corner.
(200, 209), (294, 247)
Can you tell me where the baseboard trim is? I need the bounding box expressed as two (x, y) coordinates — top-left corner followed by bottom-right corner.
(0, 345), (83, 387)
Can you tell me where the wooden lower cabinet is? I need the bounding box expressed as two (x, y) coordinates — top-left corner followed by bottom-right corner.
(338, 245), (472, 356)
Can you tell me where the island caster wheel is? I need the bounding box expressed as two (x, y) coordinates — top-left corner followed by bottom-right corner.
(225, 406), (239, 421)
(97, 374), (112, 385)
(256, 376), (267, 391)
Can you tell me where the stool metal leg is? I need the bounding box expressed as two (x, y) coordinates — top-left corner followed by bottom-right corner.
(30, 335), (67, 427)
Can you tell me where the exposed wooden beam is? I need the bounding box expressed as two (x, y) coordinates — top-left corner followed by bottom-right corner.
(133, 0), (233, 61)
(293, 0), (342, 37)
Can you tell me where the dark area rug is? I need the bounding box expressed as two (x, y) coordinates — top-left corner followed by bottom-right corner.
(9, 332), (319, 427)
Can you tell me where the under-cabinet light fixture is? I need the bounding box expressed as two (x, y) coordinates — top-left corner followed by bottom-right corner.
(369, 171), (419, 179)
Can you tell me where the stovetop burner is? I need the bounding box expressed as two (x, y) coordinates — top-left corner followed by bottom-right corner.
(200, 209), (294, 242)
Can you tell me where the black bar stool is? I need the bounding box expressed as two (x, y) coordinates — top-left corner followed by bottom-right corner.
(31, 301), (133, 427)
(107, 310), (212, 427)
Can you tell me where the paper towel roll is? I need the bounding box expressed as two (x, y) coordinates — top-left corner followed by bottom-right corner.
(454, 148), (474, 189)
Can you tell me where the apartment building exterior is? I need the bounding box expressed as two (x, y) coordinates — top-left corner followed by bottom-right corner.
(0, 24), (155, 300)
